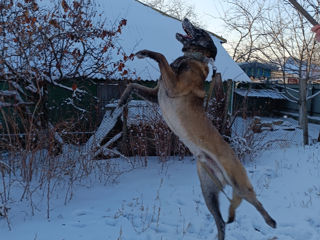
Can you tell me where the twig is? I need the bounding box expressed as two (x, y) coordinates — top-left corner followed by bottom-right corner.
(0, 161), (14, 173)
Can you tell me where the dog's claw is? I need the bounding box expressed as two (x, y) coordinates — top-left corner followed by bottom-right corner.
(267, 218), (277, 228)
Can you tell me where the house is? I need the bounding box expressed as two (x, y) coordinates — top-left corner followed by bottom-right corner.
(238, 62), (277, 82)
(270, 70), (299, 84)
(85, 0), (253, 156)
(40, 0), (253, 129)
(100, 0), (251, 83)
(269, 57), (320, 84)
(93, 0), (251, 117)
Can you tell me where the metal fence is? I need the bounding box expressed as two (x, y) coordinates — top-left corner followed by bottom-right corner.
(279, 84), (320, 118)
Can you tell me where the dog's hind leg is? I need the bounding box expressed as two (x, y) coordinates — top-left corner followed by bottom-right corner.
(243, 193), (277, 228)
(197, 161), (225, 240)
(227, 190), (242, 224)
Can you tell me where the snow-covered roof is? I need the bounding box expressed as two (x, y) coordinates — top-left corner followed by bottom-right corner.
(100, 0), (250, 82)
(235, 89), (285, 99)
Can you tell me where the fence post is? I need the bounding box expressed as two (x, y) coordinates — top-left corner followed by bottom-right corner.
(221, 79), (233, 136)
(310, 85), (315, 116)
(121, 105), (128, 155)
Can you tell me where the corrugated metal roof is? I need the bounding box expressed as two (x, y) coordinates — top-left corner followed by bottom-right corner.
(235, 89), (285, 99)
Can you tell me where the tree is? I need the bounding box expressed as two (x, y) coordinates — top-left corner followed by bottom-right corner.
(222, 0), (320, 145)
(219, 0), (269, 62)
(0, 0), (133, 147)
(139, 0), (203, 27)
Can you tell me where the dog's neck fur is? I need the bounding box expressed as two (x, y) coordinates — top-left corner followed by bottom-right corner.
(184, 51), (216, 78)
(184, 51), (209, 64)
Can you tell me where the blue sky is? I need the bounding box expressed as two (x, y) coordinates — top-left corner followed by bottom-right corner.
(183, 0), (232, 40)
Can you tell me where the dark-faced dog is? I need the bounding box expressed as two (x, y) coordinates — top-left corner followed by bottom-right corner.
(118, 18), (276, 240)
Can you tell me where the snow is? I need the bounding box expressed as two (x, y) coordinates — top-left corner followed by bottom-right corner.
(235, 89), (285, 99)
(279, 111), (320, 124)
(97, 0), (250, 82)
(2, 1), (320, 239)
(1, 118), (320, 240)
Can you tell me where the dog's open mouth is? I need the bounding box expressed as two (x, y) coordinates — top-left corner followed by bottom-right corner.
(176, 18), (194, 41)
(176, 27), (192, 40)
(182, 24), (193, 38)
(176, 32), (192, 39)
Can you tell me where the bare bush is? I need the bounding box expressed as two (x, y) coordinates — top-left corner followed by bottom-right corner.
(122, 102), (189, 164)
(0, 0), (135, 227)
(0, 0), (134, 149)
(0, 129), (133, 227)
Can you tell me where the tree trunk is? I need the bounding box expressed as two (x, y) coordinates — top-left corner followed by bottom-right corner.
(299, 78), (309, 145)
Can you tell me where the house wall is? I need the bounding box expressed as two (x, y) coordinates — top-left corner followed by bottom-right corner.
(241, 66), (271, 79)
(47, 78), (98, 128)
(233, 95), (285, 117)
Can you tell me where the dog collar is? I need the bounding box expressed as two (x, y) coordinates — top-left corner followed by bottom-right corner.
(184, 51), (210, 63)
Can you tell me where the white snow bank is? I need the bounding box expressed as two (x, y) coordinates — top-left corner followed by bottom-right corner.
(2, 140), (320, 239)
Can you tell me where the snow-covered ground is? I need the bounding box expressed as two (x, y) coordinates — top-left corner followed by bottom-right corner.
(1, 118), (320, 240)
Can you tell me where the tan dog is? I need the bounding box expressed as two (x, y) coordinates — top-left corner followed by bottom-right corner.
(118, 18), (276, 240)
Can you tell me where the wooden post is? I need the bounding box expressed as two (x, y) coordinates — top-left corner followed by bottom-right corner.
(230, 81), (235, 116)
(224, 80), (233, 115)
(205, 73), (221, 111)
(214, 73), (224, 103)
(310, 85), (315, 116)
(299, 77), (309, 145)
(213, 73), (225, 134)
(221, 79), (233, 137)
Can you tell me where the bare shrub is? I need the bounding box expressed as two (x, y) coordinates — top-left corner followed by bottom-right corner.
(0, 0), (134, 150)
(0, 127), (132, 227)
(123, 102), (189, 164)
(206, 97), (231, 137)
(0, 0), (136, 226)
(230, 116), (292, 162)
(228, 118), (263, 162)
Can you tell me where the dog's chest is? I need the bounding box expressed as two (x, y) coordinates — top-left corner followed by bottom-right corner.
(157, 83), (202, 157)
(158, 84), (188, 140)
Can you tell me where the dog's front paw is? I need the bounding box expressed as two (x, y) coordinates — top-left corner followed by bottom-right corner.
(135, 50), (149, 59)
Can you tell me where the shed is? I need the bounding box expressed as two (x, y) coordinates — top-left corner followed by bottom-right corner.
(234, 88), (286, 116)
